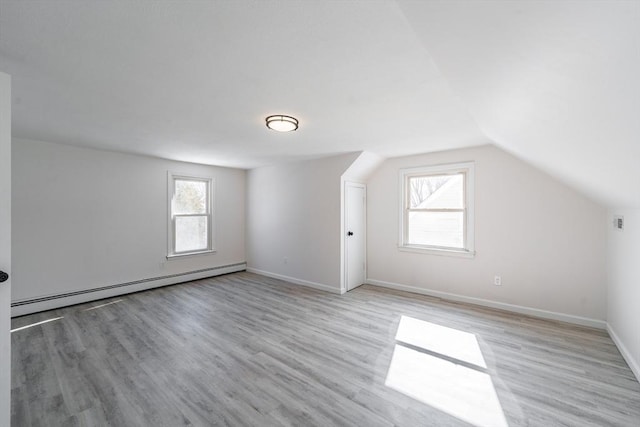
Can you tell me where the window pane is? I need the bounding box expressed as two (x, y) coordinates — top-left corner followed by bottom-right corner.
(408, 211), (464, 248)
(409, 174), (463, 209)
(175, 216), (208, 252)
(174, 180), (207, 214)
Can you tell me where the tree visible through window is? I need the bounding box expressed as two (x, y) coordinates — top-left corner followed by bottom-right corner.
(400, 163), (474, 254)
(409, 175), (449, 208)
(168, 173), (214, 256)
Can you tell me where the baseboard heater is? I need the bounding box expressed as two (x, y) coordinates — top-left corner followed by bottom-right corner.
(11, 262), (246, 313)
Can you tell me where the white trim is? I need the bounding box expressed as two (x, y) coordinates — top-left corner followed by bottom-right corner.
(397, 245), (475, 258)
(343, 181), (367, 292)
(166, 249), (216, 259)
(607, 323), (640, 382)
(398, 161), (475, 257)
(339, 177), (346, 292)
(11, 263), (245, 317)
(246, 267), (343, 294)
(366, 278), (606, 330)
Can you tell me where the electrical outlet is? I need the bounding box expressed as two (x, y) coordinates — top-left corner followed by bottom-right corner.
(494, 275), (502, 286)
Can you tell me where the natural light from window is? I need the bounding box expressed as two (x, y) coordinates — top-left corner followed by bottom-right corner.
(10, 316), (64, 333)
(82, 299), (123, 311)
(395, 315), (487, 369)
(168, 172), (214, 257)
(407, 174), (465, 248)
(385, 316), (507, 427)
(399, 162), (474, 255)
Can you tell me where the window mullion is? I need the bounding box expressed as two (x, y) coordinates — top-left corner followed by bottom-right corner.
(173, 213), (209, 218)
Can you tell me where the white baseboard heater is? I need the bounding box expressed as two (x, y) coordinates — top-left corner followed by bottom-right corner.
(11, 262), (246, 317)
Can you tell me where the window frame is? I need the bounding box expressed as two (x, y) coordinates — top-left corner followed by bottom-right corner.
(167, 172), (215, 258)
(398, 162), (475, 258)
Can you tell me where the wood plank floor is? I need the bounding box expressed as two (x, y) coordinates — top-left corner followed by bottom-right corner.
(11, 272), (640, 426)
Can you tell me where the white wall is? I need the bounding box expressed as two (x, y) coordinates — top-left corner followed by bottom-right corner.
(367, 145), (607, 325)
(0, 71), (12, 427)
(246, 153), (359, 292)
(12, 138), (246, 311)
(342, 151), (385, 184)
(607, 208), (640, 380)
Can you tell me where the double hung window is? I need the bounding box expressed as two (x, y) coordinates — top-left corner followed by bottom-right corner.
(399, 162), (474, 256)
(168, 173), (214, 257)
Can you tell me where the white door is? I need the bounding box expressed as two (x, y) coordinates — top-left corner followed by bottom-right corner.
(0, 72), (12, 427)
(345, 182), (366, 291)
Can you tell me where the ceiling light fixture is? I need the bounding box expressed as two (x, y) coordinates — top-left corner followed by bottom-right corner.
(265, 115), (298, 132)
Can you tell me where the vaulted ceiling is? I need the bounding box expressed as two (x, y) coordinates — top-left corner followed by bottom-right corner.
(1, 1), (638, 207)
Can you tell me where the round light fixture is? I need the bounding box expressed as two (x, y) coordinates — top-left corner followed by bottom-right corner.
(265, 115), (298, 132)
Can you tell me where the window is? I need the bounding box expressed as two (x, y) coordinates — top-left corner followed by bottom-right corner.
(168, 172), (214, 257)
(399, 162), (474, 256)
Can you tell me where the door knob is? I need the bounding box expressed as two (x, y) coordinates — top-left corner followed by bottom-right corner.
(347, 231), (354, 236)
(0, 271), (8, 283)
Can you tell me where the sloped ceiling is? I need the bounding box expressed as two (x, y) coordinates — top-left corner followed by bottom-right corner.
(398, 0), (640, 208)
(0, 1), (638, 207)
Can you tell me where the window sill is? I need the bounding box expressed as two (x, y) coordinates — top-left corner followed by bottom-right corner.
(398, 245), (475, 258)
(167, 249), (216, 259)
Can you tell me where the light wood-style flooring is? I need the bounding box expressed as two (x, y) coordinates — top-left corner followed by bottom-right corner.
(11, 272), (640, 426)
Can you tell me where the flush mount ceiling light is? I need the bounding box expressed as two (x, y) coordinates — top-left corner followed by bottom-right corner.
(265, 115), (299, 132)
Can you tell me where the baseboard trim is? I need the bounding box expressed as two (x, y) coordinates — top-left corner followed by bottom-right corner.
(366, 278), (606, 330)
(11, 262), (247, 317)
(607, 323), (640, 382)
(246, 267), (342, 294)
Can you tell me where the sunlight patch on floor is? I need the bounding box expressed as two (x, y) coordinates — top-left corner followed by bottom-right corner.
(83, 299), (123, 311)
(395, 315), (487, 369)
(11, 316), (64, 333)
(385, 316), (508, 427)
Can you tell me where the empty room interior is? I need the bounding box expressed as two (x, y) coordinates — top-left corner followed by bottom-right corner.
(0, 1), (639, 426)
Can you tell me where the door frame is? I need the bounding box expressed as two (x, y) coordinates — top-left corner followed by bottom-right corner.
(342, 181), (366, 293)
(0, 71), (12, 427)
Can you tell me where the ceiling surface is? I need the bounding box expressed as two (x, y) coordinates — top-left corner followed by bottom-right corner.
(0, 0), (638, 207)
